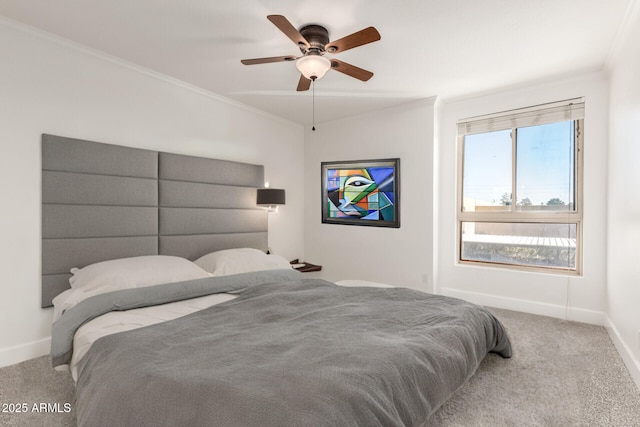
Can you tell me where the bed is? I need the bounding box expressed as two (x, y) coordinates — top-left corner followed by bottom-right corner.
(43, 134), (512, 426)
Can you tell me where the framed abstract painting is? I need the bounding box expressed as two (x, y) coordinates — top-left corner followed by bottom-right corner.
(321, 158), (400, 228)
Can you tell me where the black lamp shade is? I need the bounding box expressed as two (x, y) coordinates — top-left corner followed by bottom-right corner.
(257, 188), (285, 206)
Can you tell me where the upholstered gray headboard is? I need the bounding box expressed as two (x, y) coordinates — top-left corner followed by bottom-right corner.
(41, 134), (267, 308)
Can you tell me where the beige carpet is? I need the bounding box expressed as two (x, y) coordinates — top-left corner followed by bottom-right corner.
(430, 308), (640, 426)
(1, 308), (639, 426)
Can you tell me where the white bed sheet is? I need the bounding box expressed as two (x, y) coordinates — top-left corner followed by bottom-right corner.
(334, 279), (394, 288)
(65, 293), (235, 380)
(58, 279), (393, 381)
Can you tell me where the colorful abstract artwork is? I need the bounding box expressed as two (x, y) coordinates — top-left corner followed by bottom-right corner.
(321, 159), (400, 228)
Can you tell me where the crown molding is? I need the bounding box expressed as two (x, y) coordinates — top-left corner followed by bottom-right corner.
(0, 15), (301, 129)
(603, 0), (640, 72)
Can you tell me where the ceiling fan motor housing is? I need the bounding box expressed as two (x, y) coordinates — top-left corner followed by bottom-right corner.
(299, 24), (330, 54)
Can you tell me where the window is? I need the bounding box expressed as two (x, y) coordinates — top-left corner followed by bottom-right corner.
(457, 98), (584, 274)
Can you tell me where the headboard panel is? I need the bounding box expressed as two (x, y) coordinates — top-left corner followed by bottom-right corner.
(41, 135), (268, 308)
(157, 152), (267, 260)
(158, 152), (264, 187)
(42, 135), (159, 307)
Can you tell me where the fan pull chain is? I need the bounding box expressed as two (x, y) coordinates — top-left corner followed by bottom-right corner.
(312, 79), (316, 131)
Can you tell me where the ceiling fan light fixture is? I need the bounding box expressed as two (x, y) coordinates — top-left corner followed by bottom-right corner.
(296, 55), (331, 80)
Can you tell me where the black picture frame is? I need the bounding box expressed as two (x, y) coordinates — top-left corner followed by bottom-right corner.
(321, 158), (400, 228)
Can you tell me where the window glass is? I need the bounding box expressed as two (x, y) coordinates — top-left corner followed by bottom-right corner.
(516, 121), (575, 211)
(462, 129), (512, 212)
(461, 222), (577, 270)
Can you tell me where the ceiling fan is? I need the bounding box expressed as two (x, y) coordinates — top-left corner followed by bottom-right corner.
(241, 15), (381, 91)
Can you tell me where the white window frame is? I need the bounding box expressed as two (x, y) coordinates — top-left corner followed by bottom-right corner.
(456, 98), (584, 275)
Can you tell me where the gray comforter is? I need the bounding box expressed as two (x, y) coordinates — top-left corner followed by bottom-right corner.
(66, 276), (511, 426)
(52, 269), (301, 368)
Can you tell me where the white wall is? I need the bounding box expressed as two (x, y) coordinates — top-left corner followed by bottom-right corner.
(0, 19), (304, 367)
(606, 4), (640, 386)
(437, 73), (610, 325)
(304, 98), (436, 291)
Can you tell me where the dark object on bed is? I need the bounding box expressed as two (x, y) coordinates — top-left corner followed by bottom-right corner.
(69, 277), (511, 426)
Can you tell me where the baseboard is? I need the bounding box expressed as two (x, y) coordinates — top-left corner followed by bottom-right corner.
(0, 337), (51, 368)
(604, 318), (640, 391)
(439, 287), (606, 325)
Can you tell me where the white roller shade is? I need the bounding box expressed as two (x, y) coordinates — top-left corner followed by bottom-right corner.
(457, 98), (584, 135)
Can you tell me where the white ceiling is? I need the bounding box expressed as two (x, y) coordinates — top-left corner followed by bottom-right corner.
(0, 0), (633, 126)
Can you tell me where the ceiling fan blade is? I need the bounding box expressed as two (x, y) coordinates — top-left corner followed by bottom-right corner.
(330, 59), (374, 81)
(325, 27), (381, 54)
(267, 15), (310, 49)
(297, 75), (311, 91)
(241, 55), (297, 65)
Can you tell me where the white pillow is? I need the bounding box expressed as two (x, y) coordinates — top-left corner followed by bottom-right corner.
(194, 248), (292, 276)
(69, 255), (209, 292)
